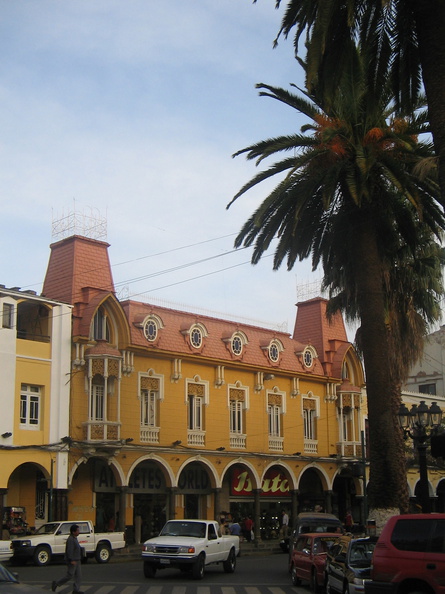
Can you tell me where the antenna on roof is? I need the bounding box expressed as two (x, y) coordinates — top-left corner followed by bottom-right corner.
(295, 276), (325, 301)
(51, 201), (107, 241)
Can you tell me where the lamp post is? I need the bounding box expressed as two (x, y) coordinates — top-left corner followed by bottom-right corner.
(397, 400), (442, 513)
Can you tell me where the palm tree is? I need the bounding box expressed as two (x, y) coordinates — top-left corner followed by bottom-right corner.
(323, 217), (445, 511)
(266, 0), (445, 206)
(228, 49), (445, 515)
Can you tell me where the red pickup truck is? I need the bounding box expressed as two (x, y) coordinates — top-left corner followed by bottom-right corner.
(365, 513), (445, 594)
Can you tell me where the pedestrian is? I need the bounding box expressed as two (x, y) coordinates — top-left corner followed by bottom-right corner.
(51, 524), (84, 593)
(229, 518), (242, 537)
(280, 509), (289, 540)
(243, 515), (253, 542)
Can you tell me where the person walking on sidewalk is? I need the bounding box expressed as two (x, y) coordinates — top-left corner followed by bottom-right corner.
(51, 524), (84, 593)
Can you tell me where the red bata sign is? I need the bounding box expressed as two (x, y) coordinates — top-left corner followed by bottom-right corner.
(231, 468), (290, 497)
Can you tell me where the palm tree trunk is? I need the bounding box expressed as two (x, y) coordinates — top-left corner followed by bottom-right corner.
(411, 0), (445, 207)
(352, 220), (409, 513)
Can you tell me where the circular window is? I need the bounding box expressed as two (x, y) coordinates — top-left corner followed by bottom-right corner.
(191, 327), (203, 348)
(303, 349), (313, 367)
(232, 335), (243, 356)
(144, 319), (157, 342)
(269, 342), (279, 362)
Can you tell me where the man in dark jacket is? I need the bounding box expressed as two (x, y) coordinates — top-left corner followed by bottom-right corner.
(51, 524), (83, 593)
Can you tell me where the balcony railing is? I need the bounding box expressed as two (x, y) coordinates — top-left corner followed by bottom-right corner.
(187, 430), (205, 446)
(304, 439), (318, 454)
(230, 433), (246, 449)
(140, 426), (160, 443)
(336, 441), (362, 457)
(269, 436), (284, 452)
(83, 421), (121, 441)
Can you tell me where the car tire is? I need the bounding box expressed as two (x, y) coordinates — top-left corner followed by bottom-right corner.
(192, 554), (205, 580)
(291, 564), (301, 586)
(143, 562), (157, 578)
(33, 545), (51, 567)
(95, 543), (111, 563)
(223, 548), (236, 573)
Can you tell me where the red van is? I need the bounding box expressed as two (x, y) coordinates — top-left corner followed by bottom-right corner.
(365, 513), (445, 594)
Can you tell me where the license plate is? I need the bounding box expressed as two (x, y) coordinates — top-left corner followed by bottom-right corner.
(160, 559), (170, 565)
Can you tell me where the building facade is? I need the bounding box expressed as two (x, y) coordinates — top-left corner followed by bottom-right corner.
(0, 285), (72, 531)
(39, 233), (367, 542)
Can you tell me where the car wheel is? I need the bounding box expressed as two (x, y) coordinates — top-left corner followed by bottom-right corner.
(223, 548), (236, 573)
(33, 545), (51, 567)
(143, 562), (156, 578)
(95, 543), (111, 563)
(192, 554), (205, 580)
(291, 564), (301, 586)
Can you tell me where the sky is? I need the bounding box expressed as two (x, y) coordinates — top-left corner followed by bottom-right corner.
(0, 0), (325, 335)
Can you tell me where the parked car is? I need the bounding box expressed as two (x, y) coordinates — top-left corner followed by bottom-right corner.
(10, 520), (125, 566)
(326, 535), (377, 594)
(0, 540), (13, 563)
(0, 562), (46, 592)
(290, 532), (340, 592)
(365, 513), (445, 594)
(285, 512), (342, 561)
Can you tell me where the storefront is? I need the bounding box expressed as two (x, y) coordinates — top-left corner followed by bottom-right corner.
(229, 465), (292, 540)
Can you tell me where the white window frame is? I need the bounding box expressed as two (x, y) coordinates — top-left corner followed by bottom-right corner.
(20, 384), (41, 429)
(90, 382), (105, 421)
(230, 399), (243, 434)
(141, 389), (157, 427)
(268, 403), (281, 437)
(188, 394), (203, 430)
(303, 408), (317, 440)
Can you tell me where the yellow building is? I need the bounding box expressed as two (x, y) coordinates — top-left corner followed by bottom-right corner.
(38, 233), (366, 542)
(0, 285), (72, 531)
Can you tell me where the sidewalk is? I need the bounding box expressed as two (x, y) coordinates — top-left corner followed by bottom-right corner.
(113, 538), (284, 561)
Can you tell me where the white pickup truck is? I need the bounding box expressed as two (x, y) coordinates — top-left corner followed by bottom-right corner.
(10, 520), (125, 566)
(142, 519), (240, 580)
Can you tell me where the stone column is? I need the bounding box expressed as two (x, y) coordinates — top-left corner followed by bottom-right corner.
(117, 487), (128, 532)
(167, 487), (178, 520)
(213, 488), (221, 522)
(325, 490), (333, 514)
(291, 489), (299, 526)
(253, 489), (261, 542)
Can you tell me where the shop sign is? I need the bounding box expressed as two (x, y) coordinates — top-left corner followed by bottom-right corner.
(128, 463), (166, 493)
(231, 468), (290, 497)
(94, 463), (117, 493)
(178, 465), (211, 494)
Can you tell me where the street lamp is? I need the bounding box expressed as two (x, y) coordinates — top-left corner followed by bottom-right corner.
(397, 400), (442, 513)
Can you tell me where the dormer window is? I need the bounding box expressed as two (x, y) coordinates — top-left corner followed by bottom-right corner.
(268, 340), (281, 362)
(232, 335), (242, 355)
(230, 331), (248, 356)
(303, 346), (317, 368)
(143, 314), (163, 342)
(191, 327), (202, 348)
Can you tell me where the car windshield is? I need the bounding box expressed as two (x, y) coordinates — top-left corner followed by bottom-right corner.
(0, 563), (19, 583)
(34, 523), (59, 535)
(160, 521), (206, 538)
(349, 541), (376, 566)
